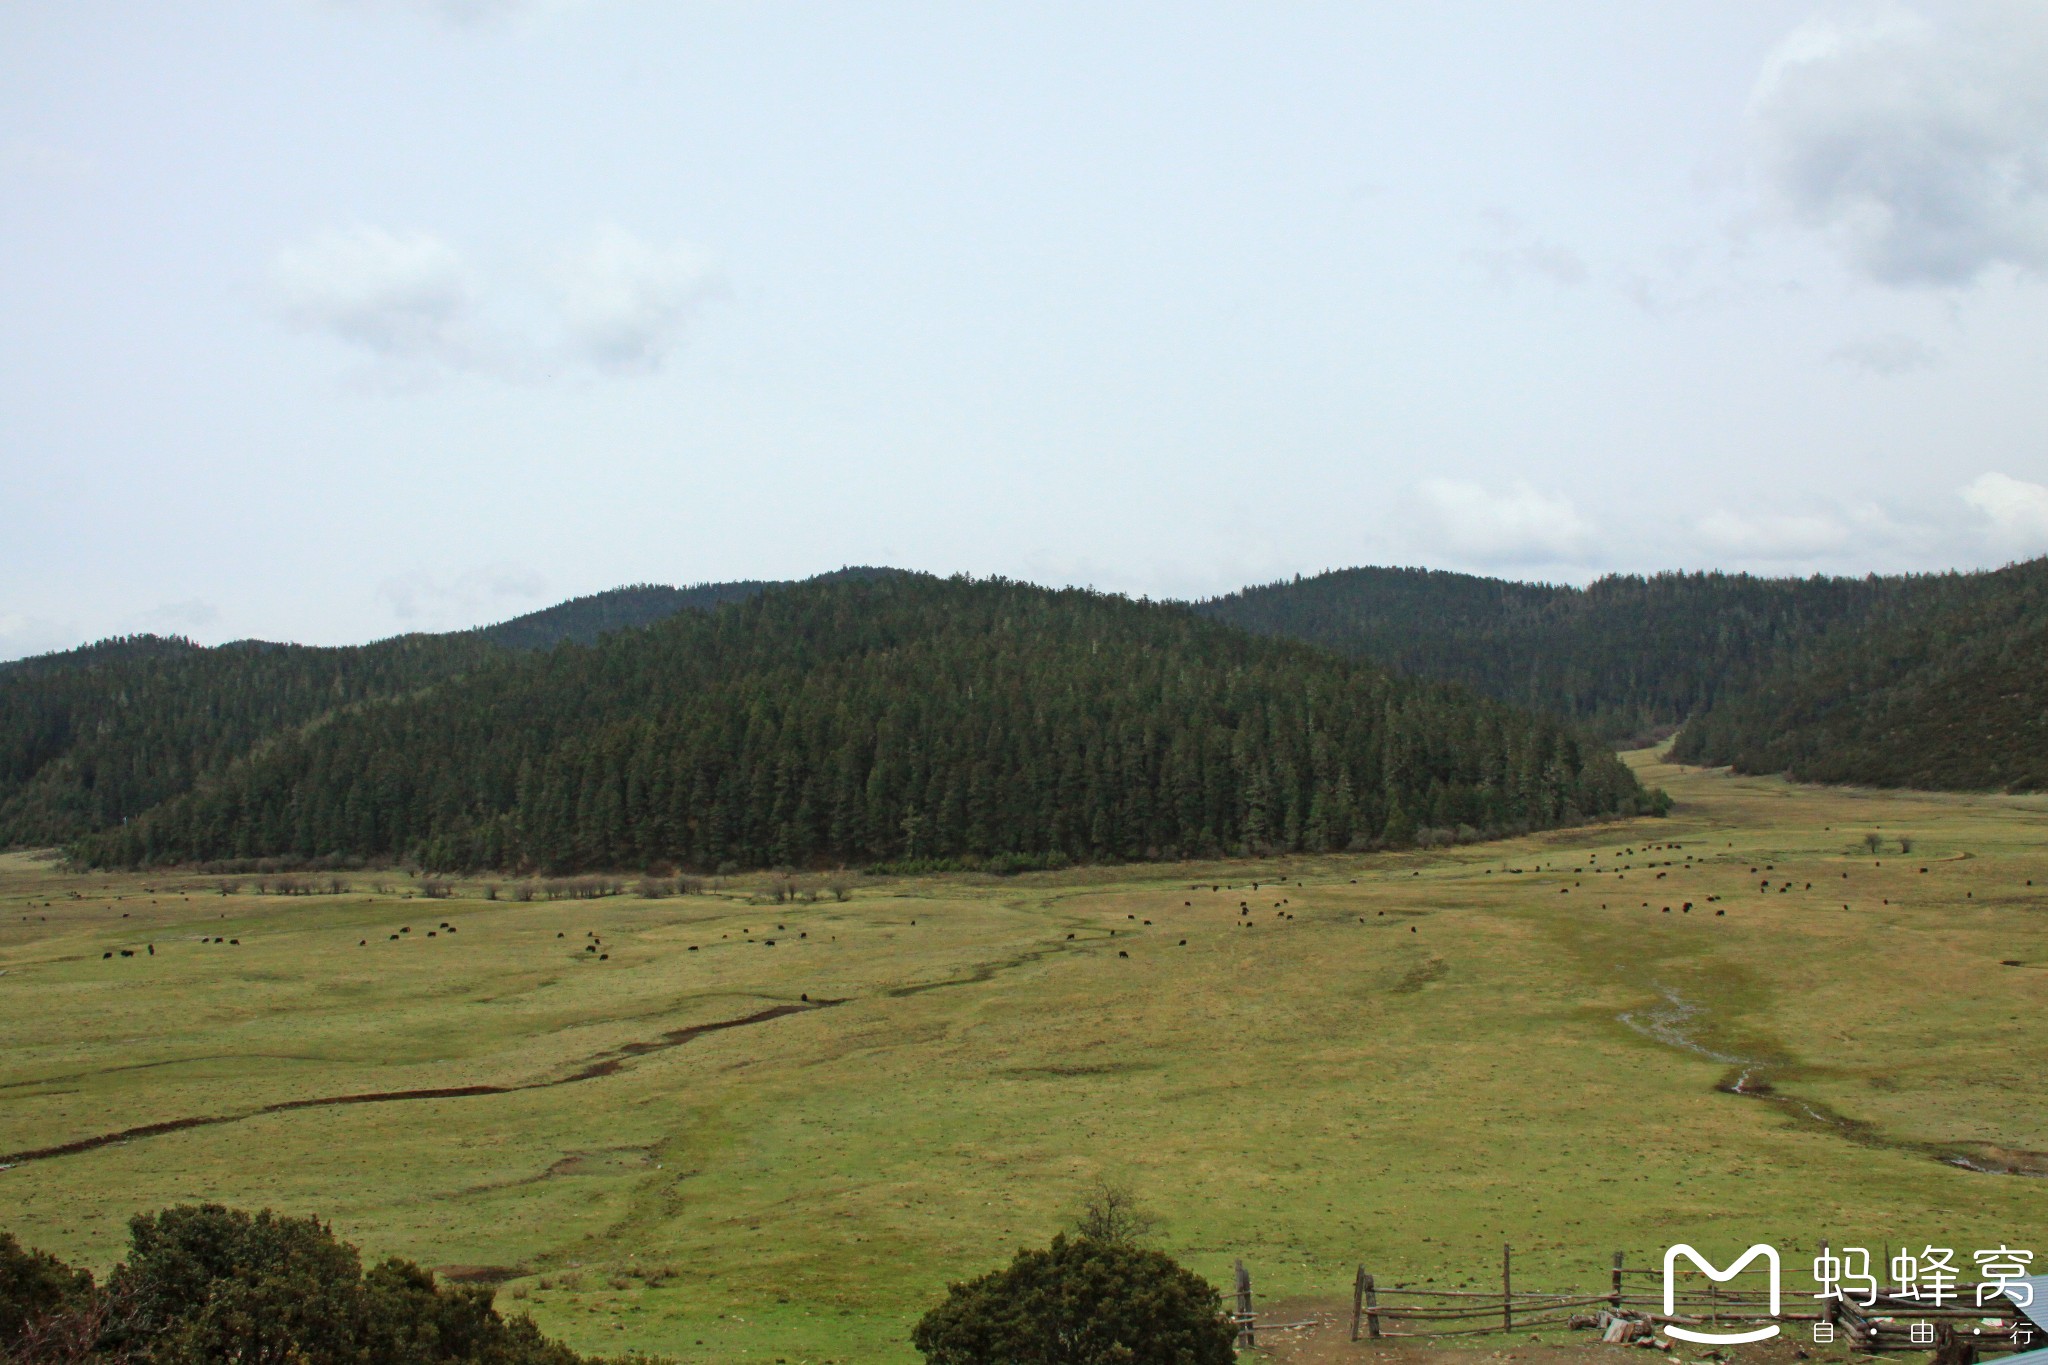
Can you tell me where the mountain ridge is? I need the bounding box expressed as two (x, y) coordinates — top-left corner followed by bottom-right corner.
(72, 574), (1656, 872)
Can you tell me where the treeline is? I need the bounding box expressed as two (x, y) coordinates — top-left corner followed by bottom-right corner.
(1195, 566), (1931, 742)
(1672, 557), (2048, 790)
(18, 554), (2048, 849)
(0, 633), (500, 847)
(468, 580), (773, 651)
(0, 574), (894, 849)
(72, 577), (1657, 872)
(0, 1206), (604, 1365)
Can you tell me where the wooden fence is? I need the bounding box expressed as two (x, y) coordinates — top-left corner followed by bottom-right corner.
(1226, 1246), (2039, 1353)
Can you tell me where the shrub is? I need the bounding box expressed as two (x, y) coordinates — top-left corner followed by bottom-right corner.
(1070, 1180), (1159, 1246)
(0, 1204), (603, 1365)
(0, 1231), (94, 1348)
(911, 1235), (1234, 1365)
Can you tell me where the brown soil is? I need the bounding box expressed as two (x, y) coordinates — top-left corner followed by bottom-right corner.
(1248, 1300), (1883, 1365)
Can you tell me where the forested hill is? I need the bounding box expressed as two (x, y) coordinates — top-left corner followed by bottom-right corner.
(471, 568), (901, 650)
(1672, 557), (2048, 790)
(0, 570), (918, 848)
(1195, 567), (1933, 742)
(73, 576), (1658, 872)
(0, 632), (502, 847)
(472, 582), (775, 650)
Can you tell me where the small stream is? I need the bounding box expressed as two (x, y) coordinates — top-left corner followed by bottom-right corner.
(1618, 983), (2048, 1177)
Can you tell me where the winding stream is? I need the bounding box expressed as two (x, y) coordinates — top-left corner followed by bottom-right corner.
(1618, 983), (2046, 1177)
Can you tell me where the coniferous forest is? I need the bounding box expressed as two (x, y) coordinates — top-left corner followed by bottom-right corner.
(0, 633), (498, 848)
(63, 576), (1655, 872)
(13, 556), (2048, 872)
(1193, 566), (1930, 742)
(1200, 559), (2048, 792)
(1670, 556), (2048, 789)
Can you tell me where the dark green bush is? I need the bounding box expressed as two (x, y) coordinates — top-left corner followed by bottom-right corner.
(912, 1234), (1235, 1365)
(0, 1231), (94, 1347)
(1, 1205), (610, 1365)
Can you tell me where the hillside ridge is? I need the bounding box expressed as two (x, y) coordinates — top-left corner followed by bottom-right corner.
(71, 574), (1657, 871)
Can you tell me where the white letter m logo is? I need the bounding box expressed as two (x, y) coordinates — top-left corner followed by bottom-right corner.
(1663, 1244), (1782, 1344)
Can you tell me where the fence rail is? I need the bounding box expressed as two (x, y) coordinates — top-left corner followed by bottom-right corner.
(1223, 1247), (2040, 1353)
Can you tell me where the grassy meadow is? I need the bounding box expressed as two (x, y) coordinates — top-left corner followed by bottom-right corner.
(3, 748), (2047, 1362)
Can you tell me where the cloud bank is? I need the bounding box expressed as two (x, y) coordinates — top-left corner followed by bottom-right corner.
(269, 224), (718, 381)
(557, 226), (722, 374)
(1397, 470), (2048, 582)
(1961, 471), (2048, 548)
(1828, 333), (1940, 374)
(1416, 479), (1592, 566)
(378, 565), (549, 623)
(273, 226), (477, 363)
(1752, 2), (2048, 287)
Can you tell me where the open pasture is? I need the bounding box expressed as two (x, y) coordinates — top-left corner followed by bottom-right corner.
(4, 751), (2047, 1363)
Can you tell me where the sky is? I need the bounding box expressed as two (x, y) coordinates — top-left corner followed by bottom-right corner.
(3, 0), (2047, 657)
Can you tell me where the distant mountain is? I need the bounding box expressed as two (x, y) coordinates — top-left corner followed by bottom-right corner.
(73, 575), (1658, 872)
(0, 633), (500, 847)
(1672, 557), (2048, 791)
(472, 568), (906, 651)
(19, 551), (2042, 860)
(1198, 560), (2048, 793)
(1194, 566), (1930, 743)
(0, 574), (884, 848)
(473, 582), (778, 651)
(0, 632), (203, 680)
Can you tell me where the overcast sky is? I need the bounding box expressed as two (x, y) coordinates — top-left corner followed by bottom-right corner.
(4, 1), (2047, 656)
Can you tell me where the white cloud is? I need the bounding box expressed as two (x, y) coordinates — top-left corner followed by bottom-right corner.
(1828, 333), (1939, 374)
(1689, 499), (1933, 566)
(271, 226), (477, 363)
(1961, 471), (2048, 547)
(1695, 509), (1857, 560)
(1417, 479), (1591, 565)
(1751, 2), (2048, 286)
(556, 226), (722, 373)
(378, 565), (548, 623)
(270, 224), (717, 381)
(0, 613), (81, 664)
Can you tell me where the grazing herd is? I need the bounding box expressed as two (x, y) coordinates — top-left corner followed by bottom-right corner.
(26, 839), (2034, 984)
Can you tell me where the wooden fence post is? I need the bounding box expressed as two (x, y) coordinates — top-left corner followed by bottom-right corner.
(1503, 1244), (1513, 1333)
(1352, 1266), (1365, 1342)
(1235, 1259), (1254, 1349)
(1612, 1250), (1624, 1310)
(1365, 1273), (1380, 1339)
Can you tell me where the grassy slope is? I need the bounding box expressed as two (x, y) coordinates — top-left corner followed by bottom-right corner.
(3, 754), (2047, 1363)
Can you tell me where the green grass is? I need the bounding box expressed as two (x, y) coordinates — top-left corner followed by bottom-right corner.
(4, 749), (2047, 1363)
